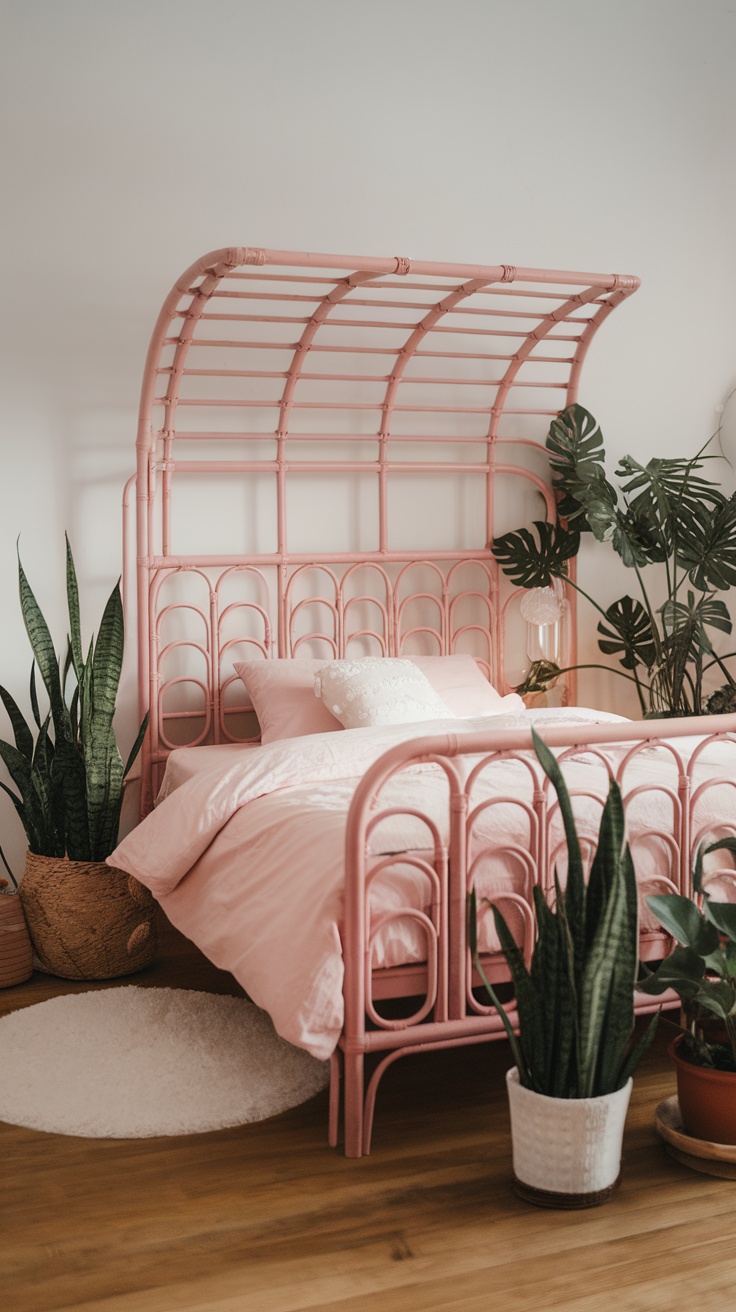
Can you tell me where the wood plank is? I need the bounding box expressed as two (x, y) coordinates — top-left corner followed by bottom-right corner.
(1, 918), (733, 1312)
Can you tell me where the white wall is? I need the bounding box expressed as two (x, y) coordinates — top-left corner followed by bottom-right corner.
(1, 0), (735, 877)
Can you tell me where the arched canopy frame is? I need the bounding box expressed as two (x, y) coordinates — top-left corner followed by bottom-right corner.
(130, 246), (639, 803)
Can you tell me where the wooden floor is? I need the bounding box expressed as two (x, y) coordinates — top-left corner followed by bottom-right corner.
(2, 921), (735, 1312)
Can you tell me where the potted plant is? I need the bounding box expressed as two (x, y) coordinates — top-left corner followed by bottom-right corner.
(491, 400), (736, 716)
(469, 729), (659, 1207)
(0, 536), (155, 980)
(637, 839), (736, 1144)
(0, 852), (33, 988)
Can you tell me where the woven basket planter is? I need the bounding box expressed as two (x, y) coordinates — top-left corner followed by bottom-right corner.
(20, 852), (157, 981)
(0, 894), (34, 987)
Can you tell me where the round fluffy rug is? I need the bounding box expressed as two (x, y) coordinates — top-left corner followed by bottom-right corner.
(0, 986), (329, 1137)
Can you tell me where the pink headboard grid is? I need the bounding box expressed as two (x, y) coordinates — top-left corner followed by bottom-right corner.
(125, 247), (639, 809)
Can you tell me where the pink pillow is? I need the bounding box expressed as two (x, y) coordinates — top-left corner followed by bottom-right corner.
(234, 654), (523, 743)
(233, 659), (341, 743)
(409, 655), (525, 717)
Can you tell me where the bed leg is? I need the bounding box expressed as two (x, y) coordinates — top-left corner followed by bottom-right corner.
(328, 1051), (341, 1148)
(343, 1051), (365, 1158)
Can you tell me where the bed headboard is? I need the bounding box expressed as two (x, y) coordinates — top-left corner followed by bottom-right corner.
(125, 246), (639, 809)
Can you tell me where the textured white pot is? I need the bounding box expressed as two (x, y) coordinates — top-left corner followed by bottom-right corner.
(506, 1068), (633, 1208)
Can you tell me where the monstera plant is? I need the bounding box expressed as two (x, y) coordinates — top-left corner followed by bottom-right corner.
(492, 403), (736, 716)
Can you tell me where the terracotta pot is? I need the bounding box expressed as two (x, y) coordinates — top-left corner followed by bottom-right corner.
(20, 852), (157, 981)
(670, 1036), (736, 1145)
(505, 1068), (632, 1208)
(0, 894), (33, 987)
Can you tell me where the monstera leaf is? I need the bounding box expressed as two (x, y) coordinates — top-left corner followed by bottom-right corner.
(660, 592), (732, 656)
(618, 454), (725, 523)
(492, 520), (580, 589)
(545, 404), (619, 540)
(597, 596), (658, 672)
(676, 492), (736, 591)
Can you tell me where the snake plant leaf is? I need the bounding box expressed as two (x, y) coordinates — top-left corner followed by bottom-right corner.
(676, 492), (736, 591)
(546, 404), (619, 539)
(585, 779), (626, 952)
(85, 718), (124, 861)
(29, 662), (41, 730)
(0, 684), (34, 761)
(551, 876), (581, 1097)
(0, 778), (33, 843)
(578, 837), (637, 1096)
(491, 520), (580, 589)
(590, 841), (639, 1094)
(531, 729), (585, 965)
(18, 553), (72, 745)
(90, 581), (124, 721)
(529, 885), (564, 1096)
(617, 1009), (661, 1088)
(597, 596), (658, 672)
(491, 902), (545, 1092)
(123, 712), (148, 780)
(0, 737), (35, 800)
(65, 534), (84, 680)
(645, 893), (720, 956)
(467, 891), (528, 1081)
(50, 738), (90, 861)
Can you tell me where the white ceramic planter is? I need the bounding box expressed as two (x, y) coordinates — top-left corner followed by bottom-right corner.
(506, 1068), (633, 1208)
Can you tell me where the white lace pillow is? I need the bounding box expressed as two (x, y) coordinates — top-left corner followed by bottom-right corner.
(314, 658), (455, 729)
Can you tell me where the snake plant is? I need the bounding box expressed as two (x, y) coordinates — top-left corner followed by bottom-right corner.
(492, 401), (736, 717)
(468, 729), (659, 1098)
(0, 537), (147, 865)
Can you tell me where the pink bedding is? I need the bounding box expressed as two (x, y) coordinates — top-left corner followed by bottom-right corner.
(110, 711), (736, 1059)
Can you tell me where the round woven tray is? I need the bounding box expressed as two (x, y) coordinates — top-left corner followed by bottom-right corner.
(20, 852), (157, 980)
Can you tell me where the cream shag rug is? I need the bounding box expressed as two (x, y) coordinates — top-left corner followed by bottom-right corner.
(0, 986), (329, 1137)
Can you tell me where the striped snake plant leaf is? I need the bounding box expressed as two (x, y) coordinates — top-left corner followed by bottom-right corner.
(584, 777), (626, 954)
(18, 554), (73, 745)
(90, 581), (124, 721)
(123, 712), (148, 780)
(593, 843), (641, 1094)
(50, 738), (90, 862)
(491, 903), (546, 1092)
(551, 873), (582, 1097)
(578, 834), (638, 1096)
(85, 720), (124, 862)
(0, 684), (34, 762)
(0, 779), (44, 854)
(467, 890), (528, 1081)
(531, 730), (586, 984)
(65, 534), (84, 680)
(32, 715), (65, 856)
(29, 662), (41, 730)
(529, 884), (569, 1097)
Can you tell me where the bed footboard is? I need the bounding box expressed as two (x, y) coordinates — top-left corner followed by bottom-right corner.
(335, 713), (736, 1156)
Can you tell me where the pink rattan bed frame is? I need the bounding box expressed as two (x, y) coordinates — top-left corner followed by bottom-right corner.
(125, 246), (736, 1155)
